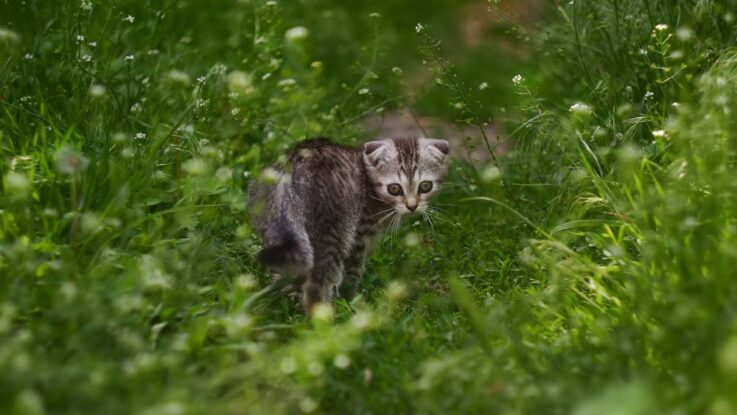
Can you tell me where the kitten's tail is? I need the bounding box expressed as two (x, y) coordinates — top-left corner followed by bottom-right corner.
(257, 221), (312, 272)
(249, 174), (313, 274)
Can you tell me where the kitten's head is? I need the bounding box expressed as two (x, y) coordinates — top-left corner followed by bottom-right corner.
(363, 137), (449, 215)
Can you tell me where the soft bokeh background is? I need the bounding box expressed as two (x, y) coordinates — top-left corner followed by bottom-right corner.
(2, 0), (737, 414)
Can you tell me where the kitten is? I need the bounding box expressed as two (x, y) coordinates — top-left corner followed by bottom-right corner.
(248, 137), (449, 312)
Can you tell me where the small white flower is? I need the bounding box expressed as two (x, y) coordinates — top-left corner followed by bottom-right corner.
(164, 69), (191, 85)
(55, 147), (90, 176)
(644, 91), (654, 100)
(89, 84), (106, 97)
(76, 35), (85, 42)
(358, 88), (370, 95)
(369, 12), (381, 19)
(415, 23), (424, 33)
(655, 23), (669, 31)
(130, 102), (143, 112)
(135, 132), (147, 140)
(124, 15), (135, 23)
(147, 49), (160, 55)
(80, 0), (93, 10)
(80, 54), (93, 62)
(652, 129), (667, 138)
(5, 172), (31, 194)
(88, 41), (97, 48)
(265, 0), (278, 6)
(0, 28), (20, 43)
(124, 54), (134, 62)
(479, 82), (489, 90)
(231, 107), (241, 116)
(569, 102), (592, 115)
(285, 26), (309, 42)
(196, 76), (206, 84)
(392, 67), (402, 75)
(672, 102), (681, 108)
(334, 354), (351, 369)
(676, 27), (694, 41)
(278, 78), (297, 88)
(23, 53), (34, 60)
(227, 70), (254, 95)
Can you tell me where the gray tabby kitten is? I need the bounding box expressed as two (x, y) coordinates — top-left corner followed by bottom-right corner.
(248, 137), (449, 312)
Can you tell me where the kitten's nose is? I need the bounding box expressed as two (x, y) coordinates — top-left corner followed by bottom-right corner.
(406, 202), (417, 212)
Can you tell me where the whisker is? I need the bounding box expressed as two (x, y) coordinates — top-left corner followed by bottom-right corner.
(423, 212), (437, 237)
(369, 207), (394, 218)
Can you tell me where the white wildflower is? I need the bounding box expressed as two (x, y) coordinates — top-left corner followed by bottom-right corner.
(0, 27), (20, 43)
(130, 102), (143, 112)
(644, 91), (654, 100)
(88, 41), (97, 48)
(227, 70), (254, 95)
(135, 132), (146, 140)
(80, 54), (93, 63)
(652, 129), (667, 138)
(654, 23), (669, 31)
(369, 12), (381, 19)
(196, 75), (206, 84)
(334, 354), (351, 369)
(415, 23), (425, 33)
(124, 54), (134, 62)
(195, 98), (208, 109)
(278, 78), (297, 89)
(299, 397), (318, 413)
(23, 53), (34, 60)
(479, 82), (489, 90)
(512, 74), (524, 85)
(89, 84), (106, 98)
(392, 67), (402, 75)
(80, 0), (92, 10)
(285, 26), (309, 43)
(311, 303), (334, 322)
(358, 88), (370, 95)
(123, 15), (135, 23)
(55, 147), (90, 176)
(569, 102), (592, 115)
(5, 172), (30, 194)
(147, 49), (160, 55)
(164, 69), (191, 85)
(182, 158), (208, 176)
(231, 107), (241, 116)
(676, 27), (694, 41)
(265, 1), (278, 6)
(76, 35), (85, 42)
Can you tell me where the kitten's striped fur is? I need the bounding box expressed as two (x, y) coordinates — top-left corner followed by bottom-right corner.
(248, 137), (449, 312)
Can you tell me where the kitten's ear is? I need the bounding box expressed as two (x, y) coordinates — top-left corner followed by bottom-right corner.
(422, 138), (450, 161)
(363, 140), (391, 166)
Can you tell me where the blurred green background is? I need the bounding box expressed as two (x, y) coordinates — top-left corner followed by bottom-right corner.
(3, 0), (737, 414)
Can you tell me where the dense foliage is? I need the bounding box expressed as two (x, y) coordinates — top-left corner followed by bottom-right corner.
(2, 0), (737, 413)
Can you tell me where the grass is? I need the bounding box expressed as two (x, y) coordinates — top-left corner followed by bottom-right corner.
(2, 0), (737, 414)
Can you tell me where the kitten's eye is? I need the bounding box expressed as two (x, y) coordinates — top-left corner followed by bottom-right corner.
(387, 183), (403, 196)
(418, 181), (433, 193)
